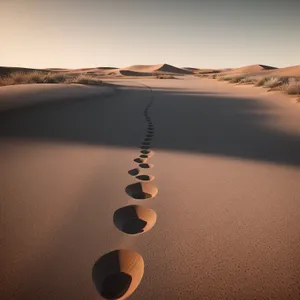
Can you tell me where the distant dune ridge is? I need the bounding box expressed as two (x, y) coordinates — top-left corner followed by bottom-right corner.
(267, 65), (300, 77)
(218, 64), (278, 76)
(121, 63), (192, 74)
(1, 63), (300, 84)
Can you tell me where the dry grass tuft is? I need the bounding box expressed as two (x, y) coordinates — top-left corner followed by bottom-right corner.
(282, 78), (300, 95)
(215, 74), (300, 99)
(229, 75), (245, 83)
(255, 77), (269, 86)
(0, 71), (103, 86)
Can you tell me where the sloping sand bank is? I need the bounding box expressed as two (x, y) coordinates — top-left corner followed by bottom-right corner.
(0, 83), (115, 111)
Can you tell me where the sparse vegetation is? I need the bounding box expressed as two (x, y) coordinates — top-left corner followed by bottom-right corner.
(239, 77), (257, 84)
(0, 71), (103, 87)
(282, 78), (300, 95)
(229, 75), (245, 83)
(156, 74), (176, 79)
(255, 77), (269, 86)
(216, 74), (300, 99)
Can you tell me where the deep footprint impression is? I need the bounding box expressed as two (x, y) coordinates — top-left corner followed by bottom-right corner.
(134, 158), (147, 164)
(139, 163), (154, 169)
(92, 250), (144, 300)
(125, 182), (158, 199)
(135, 175), (155, 182)
(113, 205), (157, 234)
(128, 168), (140, 176)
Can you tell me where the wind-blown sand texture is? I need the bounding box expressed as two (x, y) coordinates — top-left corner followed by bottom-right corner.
(1, 75), (300, 299)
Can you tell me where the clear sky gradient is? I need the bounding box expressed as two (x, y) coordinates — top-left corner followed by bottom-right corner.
(1, 0), (299, 69)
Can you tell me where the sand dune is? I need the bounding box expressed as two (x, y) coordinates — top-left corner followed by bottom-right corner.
(219, 64), (277, 76)
(122, 63), (191, 74)
(217, 64), (300, 78)
(265, 65), (300, 77)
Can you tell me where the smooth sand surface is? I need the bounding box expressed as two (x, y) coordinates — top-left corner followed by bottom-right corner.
(0, 83), (115, 111)
(1, 77), (300, 299)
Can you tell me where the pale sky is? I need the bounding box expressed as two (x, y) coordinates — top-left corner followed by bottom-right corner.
(1, 0), (299, 69)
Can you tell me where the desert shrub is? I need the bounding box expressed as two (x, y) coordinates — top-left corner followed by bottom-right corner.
(282, 78), (300, 95)
(239, 76), (257, 84)
(68, 74), (103, 85)
(263, 77), (281, 88)
(255, 77), (269, 86)
(229, 75), (245, 83)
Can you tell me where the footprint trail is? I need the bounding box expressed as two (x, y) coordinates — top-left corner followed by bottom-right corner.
(92, 84), (157, 299)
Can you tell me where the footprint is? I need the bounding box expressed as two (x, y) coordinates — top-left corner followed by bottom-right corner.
(128, 168), (140, 176)
(140, 146), (150, 150)
(113, 205), (157, 234)
(92, 250), (144, 300)
(125, 182), (158, 199)
(135, 175), (155, 182)
(146, 134), (153, 138)
(141, 142), (151, 146)
(140, 150), (154, 158)
(139, 163), (154, 169)
(133, 157), (147, 164)
(139, 154), (148, 159)
(144, 138), (152, 142)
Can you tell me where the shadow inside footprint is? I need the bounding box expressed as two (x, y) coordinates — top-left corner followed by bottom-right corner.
(134, 157), (147, 163)
(102, 272), (132, 299)
(140, 149), (151, 155)
(128, 168), (140, 176)
(113, 205), (156, 234)
(140, 146), (150, 150)
(125, 182), (157, 199)
(139, 163), (153, 169)
(136, 175), (155, 182)
(92, 250), (144, 300)
(142, 142), (151, 146)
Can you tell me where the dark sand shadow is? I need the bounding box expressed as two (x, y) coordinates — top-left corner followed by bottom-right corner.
(1, 86), (300, 166)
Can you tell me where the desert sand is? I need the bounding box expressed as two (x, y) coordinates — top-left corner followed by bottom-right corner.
(217, 64), (300, 78)
(2, 63), (299, 80)
(1, 75), (300, 300)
